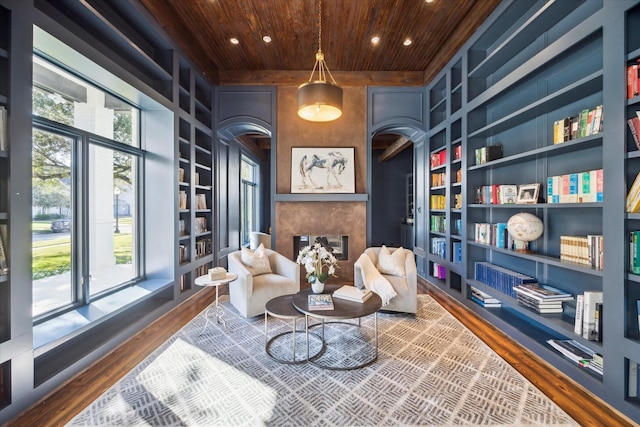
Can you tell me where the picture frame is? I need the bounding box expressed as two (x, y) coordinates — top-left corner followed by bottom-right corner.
(516, 183), (540, 204)
(291, 147), (355, 193)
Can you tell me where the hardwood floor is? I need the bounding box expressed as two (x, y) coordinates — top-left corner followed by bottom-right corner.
(4, 281), (636, 426)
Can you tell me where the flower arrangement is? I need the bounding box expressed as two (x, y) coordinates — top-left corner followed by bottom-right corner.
(296, 242), (338, 284)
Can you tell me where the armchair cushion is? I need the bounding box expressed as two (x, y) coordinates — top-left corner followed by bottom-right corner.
(354, 246), (417, 314)
(240, 243), (272, 276)
(377, 245), (407, 277)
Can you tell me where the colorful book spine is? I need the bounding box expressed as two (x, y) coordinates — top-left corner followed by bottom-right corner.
(630, 231), (640, 274)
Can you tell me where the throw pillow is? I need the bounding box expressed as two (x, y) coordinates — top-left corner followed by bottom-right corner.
(240, 243), (272, 276)
(376, 245), (406, 277)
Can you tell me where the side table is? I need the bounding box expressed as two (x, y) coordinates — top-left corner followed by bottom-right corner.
(264, 294), (324, 364)
(194, 272), (238, 333)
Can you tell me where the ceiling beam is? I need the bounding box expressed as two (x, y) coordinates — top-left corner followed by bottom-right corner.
(236, 135), (268, 162)
(378, 136), (412, 163)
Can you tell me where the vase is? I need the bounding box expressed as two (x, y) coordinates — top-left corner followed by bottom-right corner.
(311, 279), (325, 294)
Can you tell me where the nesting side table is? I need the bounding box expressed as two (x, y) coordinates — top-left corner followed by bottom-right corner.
(264, 294), (323, 364)
(194, 272), (238, 333)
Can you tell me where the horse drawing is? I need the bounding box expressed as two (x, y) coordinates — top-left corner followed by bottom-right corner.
(299, 151), (348, 190)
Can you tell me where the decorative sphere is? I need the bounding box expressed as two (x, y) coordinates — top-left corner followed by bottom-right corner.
(507, 212), (544, 243)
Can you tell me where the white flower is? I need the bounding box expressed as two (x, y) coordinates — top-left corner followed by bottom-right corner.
(296, 243), (339, 282)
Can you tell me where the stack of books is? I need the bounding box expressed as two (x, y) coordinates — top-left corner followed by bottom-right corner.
(469, 286), (501, 308)
(332, 285), (372, 303)
(513, 283), (573, 314)
(547, 339), (602, 375)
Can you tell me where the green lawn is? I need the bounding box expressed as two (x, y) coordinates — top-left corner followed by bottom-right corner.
(33, 231), (133, 279)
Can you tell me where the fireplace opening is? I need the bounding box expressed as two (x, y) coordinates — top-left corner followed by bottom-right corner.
(293, 235), (349, 261)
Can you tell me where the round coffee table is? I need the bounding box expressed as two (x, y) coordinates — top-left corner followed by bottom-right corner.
(293, 284), (382, 370)
(264, 294), (323, 364)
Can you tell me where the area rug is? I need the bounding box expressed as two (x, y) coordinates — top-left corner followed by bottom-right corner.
(67, 295), (578, 426)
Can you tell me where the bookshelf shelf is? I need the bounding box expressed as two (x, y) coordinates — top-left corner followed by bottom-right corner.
(468, 135), (602, 171)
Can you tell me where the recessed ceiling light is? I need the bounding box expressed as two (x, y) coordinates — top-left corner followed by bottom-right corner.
(371, 36), (380, 45)
(263, 35), (272, 43)
(403, 38), (412, 46)
(425, 0), (434, 3)
(230, 38), (239, 45)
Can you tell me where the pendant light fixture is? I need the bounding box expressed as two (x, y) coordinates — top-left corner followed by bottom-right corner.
(297, 0), (343, 122)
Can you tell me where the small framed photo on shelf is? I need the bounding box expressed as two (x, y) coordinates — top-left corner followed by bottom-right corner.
(516, 183), (540, 204)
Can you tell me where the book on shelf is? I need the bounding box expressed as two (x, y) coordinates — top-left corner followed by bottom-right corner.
(194, 217), (208, 234)
(629, 116), (640, 150)
(474, 262), (537, 298)
(431, 237), (446, 258)
(512, 283), (573, 301)
(474, 144), (503, 165)
(196, 193), (207, 210)
(627, 172), (640, 212)
(308, 294), (334, 310)
(630, 231), (640, 274)
(474, 184), (517, 205)
(574, 294), (584, 335)
(548, 169), (602, 204)
(452, 241), (462, 263)
(433, 263), (446, 279)
(0, 105), (6, 152)
(430, 149), (446, 169)
(582, 291), (603, 341)
(559, 235), (603, 270)
(629, 362), (639, 398)
(332, 285), (372, 303)
(0, 223), (7, 276)
(179, 167), (185, 183)
(547, 339), (603, 376)
(470, 286), (501, 308)
(628, 62), (639, 99)
(637, 300), (640, 333)
(179, 190), (187, 210)
(594, 302), (603, 343)
(179, 219), (186, 236)
(515, 291), (565, 313)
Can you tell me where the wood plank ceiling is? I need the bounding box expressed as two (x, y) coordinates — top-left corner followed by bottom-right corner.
(139, 0), (501, 155)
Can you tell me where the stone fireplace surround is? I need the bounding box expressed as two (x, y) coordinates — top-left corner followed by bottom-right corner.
(275, 201), (365, 285)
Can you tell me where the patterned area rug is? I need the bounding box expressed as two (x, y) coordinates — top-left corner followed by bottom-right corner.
(67, 295), (578, 426)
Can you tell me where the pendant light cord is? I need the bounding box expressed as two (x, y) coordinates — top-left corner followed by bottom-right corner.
(307, 0), (338, 85)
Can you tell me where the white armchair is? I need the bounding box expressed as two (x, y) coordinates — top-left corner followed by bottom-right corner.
(228, 248), (300, 318)
(249, 231), (272, 249)
(354, 246), (417, 314)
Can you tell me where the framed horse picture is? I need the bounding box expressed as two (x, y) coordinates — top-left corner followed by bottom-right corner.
(291, 147), (355, 193)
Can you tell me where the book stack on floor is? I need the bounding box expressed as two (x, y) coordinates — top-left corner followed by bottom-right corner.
(513, 283), (573, 314)
(469, 286), (501, 308)
(546, 339), (602, 376)
(332, 285), (372, 303)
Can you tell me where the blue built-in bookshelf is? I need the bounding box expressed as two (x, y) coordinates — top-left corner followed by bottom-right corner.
(420, 0), (640, 422)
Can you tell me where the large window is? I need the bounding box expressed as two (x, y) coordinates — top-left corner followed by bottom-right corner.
(32, 56), (142, 318)
(240, 155), (259, 246)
